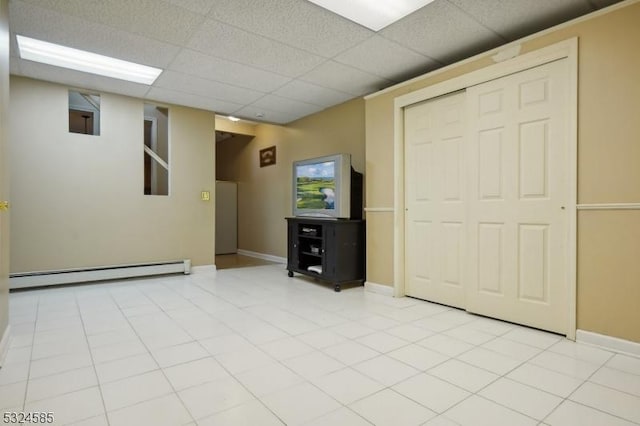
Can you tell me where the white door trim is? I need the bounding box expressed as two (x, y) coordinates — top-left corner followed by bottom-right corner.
(577, 203), (640, 210)
(393, 38), (578, 339)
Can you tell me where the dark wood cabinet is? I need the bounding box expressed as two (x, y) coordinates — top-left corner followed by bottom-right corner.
(286, 217), (365, 292)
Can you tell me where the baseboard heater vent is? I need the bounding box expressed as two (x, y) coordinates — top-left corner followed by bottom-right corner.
(9, 260), (191, 290)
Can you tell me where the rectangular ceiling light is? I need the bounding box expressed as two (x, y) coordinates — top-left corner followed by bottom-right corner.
(16, 35), (163, 85)
(308, 0), (435, 31)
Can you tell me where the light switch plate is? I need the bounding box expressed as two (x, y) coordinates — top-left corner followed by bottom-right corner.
(201, 191), (210, 201)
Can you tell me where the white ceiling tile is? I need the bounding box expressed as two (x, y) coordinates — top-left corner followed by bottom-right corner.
(154, 70), (264, 104)
(16, 60), (151, 99)
(334, 35), (441, 81)
(187, 19), (325, 77)
(9, 1), (179, 69)
(145, 87), (243, 115)
(449, 0), (594, 40)
(17, 0), (204, 45)
(380, 0), (505, 63)
(273, 80), (353, 108)
(8, 0), (623, 124)
(163, 0), (215, 15)
(168, 49), (290, 93)
(233, 105), (302, 125)
(300, 61), (392, 96)
(207, 0), (373, 57)
(250, 95), (324, 116)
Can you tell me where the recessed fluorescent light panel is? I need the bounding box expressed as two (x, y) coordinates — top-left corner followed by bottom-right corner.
(16, 35), (163, 85)
(308, 0), (435, 31)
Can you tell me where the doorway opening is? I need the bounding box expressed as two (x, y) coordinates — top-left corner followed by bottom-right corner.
(215, 130), (277, 270)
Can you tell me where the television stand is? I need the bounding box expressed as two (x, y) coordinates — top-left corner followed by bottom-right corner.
(286, 217), (365, 292)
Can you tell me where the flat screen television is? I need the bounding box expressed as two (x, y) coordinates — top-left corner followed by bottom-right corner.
(292, 153), (362, 219)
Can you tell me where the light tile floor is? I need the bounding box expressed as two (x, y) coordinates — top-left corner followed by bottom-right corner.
(1, 264), (639, 425)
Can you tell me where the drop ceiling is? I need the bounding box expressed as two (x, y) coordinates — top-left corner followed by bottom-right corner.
(8, 0), (622, 124)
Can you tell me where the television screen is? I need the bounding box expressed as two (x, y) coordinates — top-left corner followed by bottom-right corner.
(296, 161), (335, 210)
(292, 153), (360, 219)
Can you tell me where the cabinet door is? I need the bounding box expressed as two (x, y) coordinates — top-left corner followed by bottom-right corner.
(287, 221), (299, 271)
(321, 223), (335, 279)
(335, 222), (364, 281)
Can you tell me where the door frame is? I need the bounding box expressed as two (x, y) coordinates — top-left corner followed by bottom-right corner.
(393, 38), (578, 339)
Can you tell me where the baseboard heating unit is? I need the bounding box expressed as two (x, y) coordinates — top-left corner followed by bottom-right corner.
(9, 259), (191, 289)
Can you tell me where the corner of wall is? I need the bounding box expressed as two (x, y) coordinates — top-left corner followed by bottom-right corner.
(0, 0), (10, 352)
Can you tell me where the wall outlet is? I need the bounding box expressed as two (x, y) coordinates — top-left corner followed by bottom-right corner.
(201, 191), (210, 201)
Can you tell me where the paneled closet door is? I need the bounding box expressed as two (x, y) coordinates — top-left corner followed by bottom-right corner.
(404, 91), (467, 309)
(465, 59), (570, 334)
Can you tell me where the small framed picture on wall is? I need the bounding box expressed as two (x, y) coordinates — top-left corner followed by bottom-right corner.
(259, 146), (276, 167)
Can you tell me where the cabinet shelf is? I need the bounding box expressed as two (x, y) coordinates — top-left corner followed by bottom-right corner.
(298, 234), (322, 240)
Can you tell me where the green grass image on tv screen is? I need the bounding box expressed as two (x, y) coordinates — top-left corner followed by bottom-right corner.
(296, 177), (335, 209)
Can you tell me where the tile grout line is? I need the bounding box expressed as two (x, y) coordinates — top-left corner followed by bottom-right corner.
(547, 349), (640, 426)
(126, 275), (289, 425)
(172, 273), (388, 424)
(196, 279), (546, 425)
(159, 275), (291, 425)
(19, 294), (39, 411)
(326, 313), (584, 424)
(75, 288), (114, 426)
(8, 268), (640, 426)
(105, 280), (198, 424)
(238, 300), (491, 423)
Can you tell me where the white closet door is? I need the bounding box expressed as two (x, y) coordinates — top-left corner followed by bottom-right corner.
(404, 91), (467, 308)
(465, 59), (570, 333)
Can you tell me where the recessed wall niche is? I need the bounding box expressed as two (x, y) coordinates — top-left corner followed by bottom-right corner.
(144, 103), (169, 196)
(68, 90), (100, 135)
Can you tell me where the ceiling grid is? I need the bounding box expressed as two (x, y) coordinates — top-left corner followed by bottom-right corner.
(8, 0), (621, 124)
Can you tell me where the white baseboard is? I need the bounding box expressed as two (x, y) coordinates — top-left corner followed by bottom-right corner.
(191, 265), (217, 274)
(0, 325), (10, 368)
(237, 249), (286, 264)
(364, 281), (394, 297)
(10, 260), (190, 289)
(576, 329), (640, 358)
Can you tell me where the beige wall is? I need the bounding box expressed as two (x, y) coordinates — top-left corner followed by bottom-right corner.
(215, 98), (365, 258)
(9, 77), (216, 272)
(0, 0), (9, 349)
(365, 2), (640, 342)
(577, 211), (640, 340)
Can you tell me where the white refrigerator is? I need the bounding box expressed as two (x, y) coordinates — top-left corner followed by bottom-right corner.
(215, 181), (237, 254)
